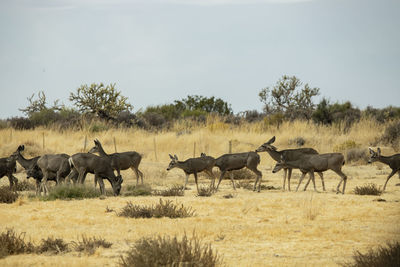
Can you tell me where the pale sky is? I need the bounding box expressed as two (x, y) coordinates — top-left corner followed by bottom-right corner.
(0, 0), (399, 118)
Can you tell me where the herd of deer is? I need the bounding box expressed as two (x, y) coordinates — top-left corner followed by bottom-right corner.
(0, 136), (399, 196)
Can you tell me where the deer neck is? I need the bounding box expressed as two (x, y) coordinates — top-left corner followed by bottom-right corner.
(266, 149), (282, 162)
(16, 153), (32, 169)
(97, 145), (109, 157)
(176, 161), (191, 172)
(378, 155), (393, 166)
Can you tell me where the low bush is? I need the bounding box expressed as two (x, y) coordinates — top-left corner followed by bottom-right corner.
(0, 229), (35, 259)
(152, 185), (185, 197)
(119, 233), (221, 267)
(41, 185), (101, 201)
(14, 180), (36, 192)
(71, 235), (112, 255)
(123, 184), (152, 197)
(235, 181), (278, 191)
(353, 184), (382, 196)
(196, 185), (214, 197)
(343, 241), (400, 267)
(36, 237), (69, 254)
(346, 148), (368, 164)
(333, 140), (360, 152)
(117, 199), (195, 219)
(289, 136), (306, 147)
(381, 121), (400, 149)
(0, 186), (19, 204)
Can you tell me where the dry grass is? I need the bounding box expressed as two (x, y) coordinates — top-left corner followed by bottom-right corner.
(0, 120), (399, 266)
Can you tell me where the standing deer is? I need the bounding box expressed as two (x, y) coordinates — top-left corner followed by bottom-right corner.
(36, 154), (71, 195)
(67, 153), (123, 196)
(368, 147), (400, 191)
(256, 136), (325, 191)
(0, 153), (18, 188)
(272, 152), (347, 194)
(214, 152), (262, 192)
(88, 139), (143, 185)
(166, 153), (216, 193)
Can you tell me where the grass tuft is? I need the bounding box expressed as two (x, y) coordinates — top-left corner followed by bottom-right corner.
(354, 184), (383, 196)
(37, 237), (69, 254)
(40, 185), (101, 201)
(119, 232), (221, 267)
(14, 180), (36, 191)
(343, 241), (400, 267)
(152, 185), (185, 197)
(71, 235), (112, 255)
(0, 229), (35, 258)
(123, 184), (152, 196)
(0, 186), (19, 204)
(117, 199), (195, 219)
(196, 185), (215, 197)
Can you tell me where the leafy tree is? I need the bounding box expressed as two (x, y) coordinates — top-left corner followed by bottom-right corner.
(259, 75), (320, 120)
(175, 95), (232, 116)
(69, 83), (132, 119)
(19, 91), (62, 117)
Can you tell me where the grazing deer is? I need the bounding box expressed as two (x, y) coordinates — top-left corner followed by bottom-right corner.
(88, 139), (143, 184)
(256, 136), (325, 191)
(36, 154), (71, 195)
(166, 153), (216, 193)
(272, 152), (347, 194)
(368, 147), (400, 191)
(0, 153), (18, 188)
(67, 153), (123, 196)
(214, 152), (262, 192)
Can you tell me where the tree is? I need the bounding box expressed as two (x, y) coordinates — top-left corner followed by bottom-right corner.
(174, 95), (232, 116)
(19, 91), (62, 117)
(259, 75), (320, 120)
(69, 83), (132, 120)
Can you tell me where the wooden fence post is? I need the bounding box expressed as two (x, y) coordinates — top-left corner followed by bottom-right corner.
(229, 140), (232, 153)
(113, 137), (117, 152)
(83, 135), (87, 152)
(42, 133), (45, 150)
(193, 142), (196, 158)
(153, 137), (158, 161)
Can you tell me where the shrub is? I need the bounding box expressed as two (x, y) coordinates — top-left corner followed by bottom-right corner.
(152, 185), (185, 197)
(343, 241), (400, 267)
(71, 235), (112, 255)
(119, 233), (221, 267)
(0, 229), (35, 258)
(235, 181), (278, 191)
(196, 185), (214, 197)
(381, 121), (400, 149)
(41, 185), (101, 201)
(333, 140), (360, 152)
(7, 117), (34, 130)
(36, 237), (69, 254)
(14, 180), (36, 192)
(124, 184), (152, 197)
(346, 148), (368, 164)
(289, 136), (306, 147)
(0, 186), (19, 204)
(353, 184), (382, 196)
(117, 199), (195, 219)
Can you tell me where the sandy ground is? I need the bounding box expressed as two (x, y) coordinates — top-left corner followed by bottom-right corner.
(1, 162), (399, 267)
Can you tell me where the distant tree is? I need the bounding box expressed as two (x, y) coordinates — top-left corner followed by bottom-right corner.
(175, 95), (232, 116)
(19, 91), (62, 117)
(69, 83), (132, 120)
(259, 75), (320, 120)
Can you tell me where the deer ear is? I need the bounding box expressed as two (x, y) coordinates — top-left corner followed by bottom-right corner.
(368, 147), (374, 154)
(201, 153), (206, 157)
(174, 155), (178, 160)
(377, 147), (381, 155)
(169, 154), (174, 159)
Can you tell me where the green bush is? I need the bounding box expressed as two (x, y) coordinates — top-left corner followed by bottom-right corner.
(41, 185), (101, 201)
(343, 241), (400, 267)
(0, 186), (19, 204)
(353, 184), (382, 196)
(119, 233), (221, 267)
(117, 199), (195, 219)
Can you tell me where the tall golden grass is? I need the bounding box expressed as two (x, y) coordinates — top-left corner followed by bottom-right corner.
(0, 119), (399, 266)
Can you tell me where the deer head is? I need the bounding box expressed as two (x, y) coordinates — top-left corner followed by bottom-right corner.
(368, 147), (381, 164)
(166, 154), (179, 171)
(88, 139), (101, 154)
(255, 136), (277, 152)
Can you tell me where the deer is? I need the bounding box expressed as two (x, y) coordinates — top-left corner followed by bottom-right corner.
(0, 153), (19, 188)
(88, 139), (143, 185)
(272, 152), (347, 194)
(36, 154), (72, 195)
(67, 153), (123, 196)
(166, 153), (216, 193)
(214, 151), (262, 192)
(256, 136), (325, 191)
(368, 147), (400, 191)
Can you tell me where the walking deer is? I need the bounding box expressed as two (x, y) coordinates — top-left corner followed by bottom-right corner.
(214, 152), (262, 192)
(0, 153), (18, 188)
(36, 154), (71, 195)
(89, 139), (143, 184)
(166, 153), (216, 193)
(273, 152), (347, 194)
(256, 136), (325, 191)
(368, 147), (400, 191)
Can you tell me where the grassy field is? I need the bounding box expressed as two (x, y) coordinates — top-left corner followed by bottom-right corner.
(0, 120), (399, 266)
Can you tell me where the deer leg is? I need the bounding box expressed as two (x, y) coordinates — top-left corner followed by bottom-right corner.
(194, 172), (200, 193)
(304, 172), (317, 192)
(96, 175), (105, 195)
(205, 169), (216, 189)
(282, 168), (287, 191)
(383, 169), (397, 191)
(296, 172), (307, 191)
(216, 171), (226, 191)
(184, 173), (189, 190)
(317, 172), (325, 191)
(35, 179), (40, 195)
(138, 169), (144, 184)
(287, 168), (292, 191)
(41, 172), (49, 196)
(333, 170), (348, 194)
(228, 172), (236, 190)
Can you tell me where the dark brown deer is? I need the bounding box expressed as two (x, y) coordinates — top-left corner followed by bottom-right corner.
(368, 147), (400, 191)
(36, 154), (71, 195)
(166, 153), (216, 193)
(214, 152), (262, 192)
(273, 152), (347, 194)
(0, 153), (18, 188)
(67, 153), (123, 196)
(256, 136), (325, 191)
(88, 139), (143, 184)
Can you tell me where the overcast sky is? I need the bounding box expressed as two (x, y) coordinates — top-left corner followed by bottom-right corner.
(0, 0), (399, 118)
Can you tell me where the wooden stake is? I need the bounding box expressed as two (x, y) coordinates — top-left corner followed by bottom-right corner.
(229, 140), (232, 153)
(193, 142), (196, 158)
(83, 135), (87, 152)
(42, 133), (45, 150)
(153, 137), (158, 161)
(113, 137), (117, 152)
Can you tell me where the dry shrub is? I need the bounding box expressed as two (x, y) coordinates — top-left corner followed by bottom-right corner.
(123, 184), (152, 196)
(334, 140), (360, 152)
(71, 235), (112, 255)
(354, 184), (383, 196)
(196, 185), (214, 197)
(37, 237), (69, 254)
(0, 229), (35, 259)
(0, 186), (19, 204)
(14, 180), (36, 191)
(41, 185), (101, 201)
(117, 199), (195, 219)
(119, 233), (221, 267)
(381, 121), (400, 149)
(343, 241), (400, 267)
(346, 148), (368, 164)
(236, 181), (277, 191)
(289, 136), (306, 147)
(152, 185), (185, 197)
(215, 169), (256, 180)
